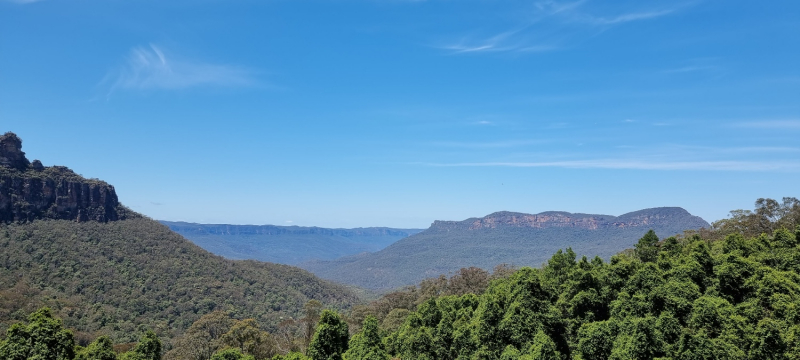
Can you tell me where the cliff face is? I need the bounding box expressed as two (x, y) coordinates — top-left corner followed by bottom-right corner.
(430, 208), (710, 232)
(0, 132), (126, 223)
(465, 211), (614, 230)
(0, 133), (30, 171)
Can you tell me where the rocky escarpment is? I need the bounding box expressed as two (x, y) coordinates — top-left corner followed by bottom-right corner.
(430, 208), (710, 231)
(0, 132), (130, 223)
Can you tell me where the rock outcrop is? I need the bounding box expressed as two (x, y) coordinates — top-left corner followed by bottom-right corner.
(0, 132), (128, 223)
(0, 132), (30, 171)
(430, 208), (709, 232)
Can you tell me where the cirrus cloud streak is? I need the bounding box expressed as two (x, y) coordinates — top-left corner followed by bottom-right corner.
(102, 44), (257, 95)
(422, 159), (800, 172)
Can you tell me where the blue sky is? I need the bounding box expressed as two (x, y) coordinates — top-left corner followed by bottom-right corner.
(2, 0), (798, 228)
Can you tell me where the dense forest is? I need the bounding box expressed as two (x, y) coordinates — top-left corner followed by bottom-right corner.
(2, 197), (800, 359)
(0, 218), (359, 345)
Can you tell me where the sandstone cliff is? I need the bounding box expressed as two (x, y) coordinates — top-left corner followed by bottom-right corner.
(430, 207), (709, 231)
(0, 132), (130, 223)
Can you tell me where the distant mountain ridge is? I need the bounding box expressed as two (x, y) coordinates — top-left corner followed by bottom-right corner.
(301, 207), (710, 290)
(432, 207), (706, 231)
(162, 222), (420, 237)
(161, 221), (423, 265)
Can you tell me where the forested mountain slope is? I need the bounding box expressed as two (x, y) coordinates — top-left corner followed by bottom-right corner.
(178, 199), (800, 360)
(161, 221), (422, 264)
(0, 132), (359, 345)
(0, 219), (359, 344)
(3, 201), (798, 360)
(297, 201), (800, 360)
(370, 226), (800, 359)
(302, 207), (710, 290)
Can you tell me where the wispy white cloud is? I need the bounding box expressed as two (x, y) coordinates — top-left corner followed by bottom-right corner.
(659, 58), (724, 76)
(438, 1), (687, 54)
(102, 44), (257, 95)
(3, 0), (43, 4)
(581, 9), (675, 25)
(440, 31), (558, 54)
(734, 120), (800, 129)
(422, 159), (800, 172)
(668, 144), (800, 154)
(432, 140), (546, 149)
(441, 29), (558, 54)
(535, 0), (587, 15)
(442, 44), (501, 54)
(733, 146), (800, 153)
(662, 65), (718, 73)
(558, 0), (693, 26)
(416, 140), (800, 173)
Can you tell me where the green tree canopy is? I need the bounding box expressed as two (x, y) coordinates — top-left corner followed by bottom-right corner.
(209, 348), (254, 360)
(307, 310), (348, 360)
(220, 319), (276, 360)
(342, 316), (388, 360)
(79, 336), (117, 360)
(0, 307), (75, 360)
(634, 230), (659, 263)
(120, 331), (161, 360)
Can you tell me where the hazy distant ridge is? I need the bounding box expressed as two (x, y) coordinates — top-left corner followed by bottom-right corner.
(301, 207), (710, 290)
(161, 221), (423, 265)
(431, 207), (707, 231)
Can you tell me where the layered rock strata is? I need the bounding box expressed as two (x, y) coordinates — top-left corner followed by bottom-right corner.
(0, 132), (126, 222)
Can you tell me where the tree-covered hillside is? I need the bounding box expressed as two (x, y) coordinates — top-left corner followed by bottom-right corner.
(0, 132), (360, 346)
(370, 227), (800, 359)
(315, 198), (800, 360)
(0, 218), (359, 345)
(2, 197), (799, 360)
(7, 226), (800, 359)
